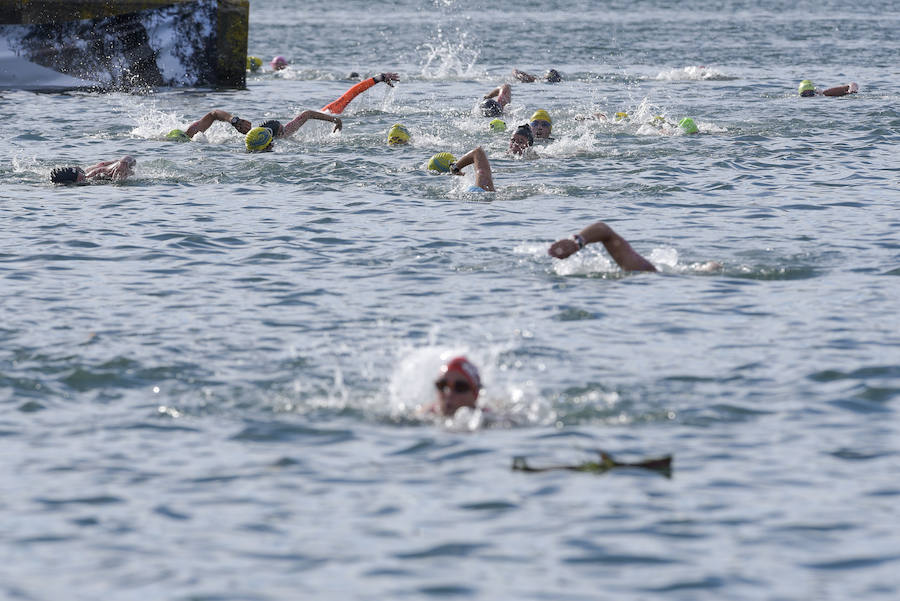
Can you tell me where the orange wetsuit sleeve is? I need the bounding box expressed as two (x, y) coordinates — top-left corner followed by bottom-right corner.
(320, 77), (378, 114)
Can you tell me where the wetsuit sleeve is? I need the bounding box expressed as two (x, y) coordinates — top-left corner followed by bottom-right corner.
(320, 77), (378, 114)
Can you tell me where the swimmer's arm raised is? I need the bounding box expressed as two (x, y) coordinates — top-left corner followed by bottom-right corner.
(185, 110), (250, 137)
(484, 83), (511, 105)
(283, 110), (342, 136)
(451, 146), (495, 191)
(548, 221), (656, 272)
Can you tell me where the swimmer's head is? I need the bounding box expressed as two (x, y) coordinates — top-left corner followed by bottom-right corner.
(50, 166), (85, 184)
(614, 112), (628, 121)
(679, 117), (699, 134)
(509, 124), (533, 154)
(480, 98), (503, 117)
(545, 69), (562, 83)
(798, 79), (815, 97)
(245, 126), (274, 152)
(529, 109), (552, 138)
(427, 152), (456, 173)
(270, 56), (288, 71)
(387, 124), (410, 145)
(246, 56), (262, 72)
(489, 119), (507, 132)
(166, 128), (190, 142)
(258, 119), (285, 137)
(435, 355), (481, 415)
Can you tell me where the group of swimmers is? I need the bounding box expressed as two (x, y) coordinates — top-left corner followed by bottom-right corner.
(45, 61), (861, 417)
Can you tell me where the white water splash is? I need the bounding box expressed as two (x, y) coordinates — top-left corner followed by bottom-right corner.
(655, 65), (731, 81)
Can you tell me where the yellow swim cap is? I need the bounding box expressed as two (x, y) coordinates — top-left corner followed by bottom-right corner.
(489, 119), (507, 132)
(245, 126), (274, 152)
(387, 124), (410, 145)
(679, 117), (699, 134)
(427, 152), (456, 173)
(798, 79), (815, 95)
(614, 112), (628, 121)
(530, 109), (552, 124)
(247, 56), (262, 72)
(166, 129), (190, 142)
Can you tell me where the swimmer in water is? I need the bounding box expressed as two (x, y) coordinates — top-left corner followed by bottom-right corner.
(798, 79), (859, 97)
(508, 123), (535, 156)
(270, 56), (288, 71)
(548, 221), (657, 272)
(181, 72), (400, 141)
(513, 68), (562, 83)
(480, 83), (512, 117)
(426, 356), (482, 417)
(427, 146), (495, 192)
(49, 155), (136, 184)
(528, 110), (554, 143)
(450, 146), (495, 192)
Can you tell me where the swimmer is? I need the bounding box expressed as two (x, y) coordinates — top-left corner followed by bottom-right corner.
(387, 123), (410, 145)
(428, 146), (495, 192)
(426, 356), (482, 417)
(508, 123), (534, 156)
(529, 109), (553, 142)
(450, 146), (495, 192)
(548, 221), (657, 272)
(182, 72), (399, 141)
(270, 56), (288, 71)
(513, 68), (562, 83)
(480, 83), (512, 117)
(798, 79), (859, 97)
(49, 155), (136, 184)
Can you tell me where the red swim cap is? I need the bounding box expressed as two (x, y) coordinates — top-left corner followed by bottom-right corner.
(441, 356), (481, 400)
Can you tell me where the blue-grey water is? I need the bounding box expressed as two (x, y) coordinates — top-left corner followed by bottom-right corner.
(3, 1), (900, 599)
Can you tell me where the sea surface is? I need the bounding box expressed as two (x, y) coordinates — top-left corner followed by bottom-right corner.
(3, 0), (900, 599)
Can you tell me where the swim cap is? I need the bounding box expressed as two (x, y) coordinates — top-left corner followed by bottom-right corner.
(480, 98), (503, 117)
(489, 119), (507, 132)
(166, 128), (190, 142)
(798, 79), (815, 95)
(245, 126), (274, 152)
(514, 124), (534, 146)
(530, 109), (552, 125)
(258, 119), (283, 137)
(614, 112), (628, 121)
(387, 124), (410, 145)
(679, 117), (699, 134)
(545, 69), (562, 83)
(441, 356), (481, 400)
(246, 56), (262, 72)
(427, 152), (456, 173)
(270, 56), (287, 70)
(50, 166), (85, 184)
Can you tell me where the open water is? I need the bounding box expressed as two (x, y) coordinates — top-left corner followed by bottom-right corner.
(3, 0), (900, 599)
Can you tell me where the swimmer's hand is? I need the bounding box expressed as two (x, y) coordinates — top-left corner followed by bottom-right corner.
(548, 237), (580, 259)
(848, 82), (859, 94)
(331, 117), (342, 133)
(376, 72), (399, 87)
(513, 69), (536, 83)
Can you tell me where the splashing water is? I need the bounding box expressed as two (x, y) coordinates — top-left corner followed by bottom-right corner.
(418, 28), (483, 80)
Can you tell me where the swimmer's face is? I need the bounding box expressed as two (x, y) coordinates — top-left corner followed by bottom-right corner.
(530, 120), (551, 139)
(435, 373), (477, 416)
(509, 133), (530, 155)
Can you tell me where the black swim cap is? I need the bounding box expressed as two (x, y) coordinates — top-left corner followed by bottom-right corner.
(50, 166), (85, 184)
(480, 98), (503, 117)
(514, 124), (534, 146)
(545, 69), (562, 83)
(258, 119), (284, 137)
